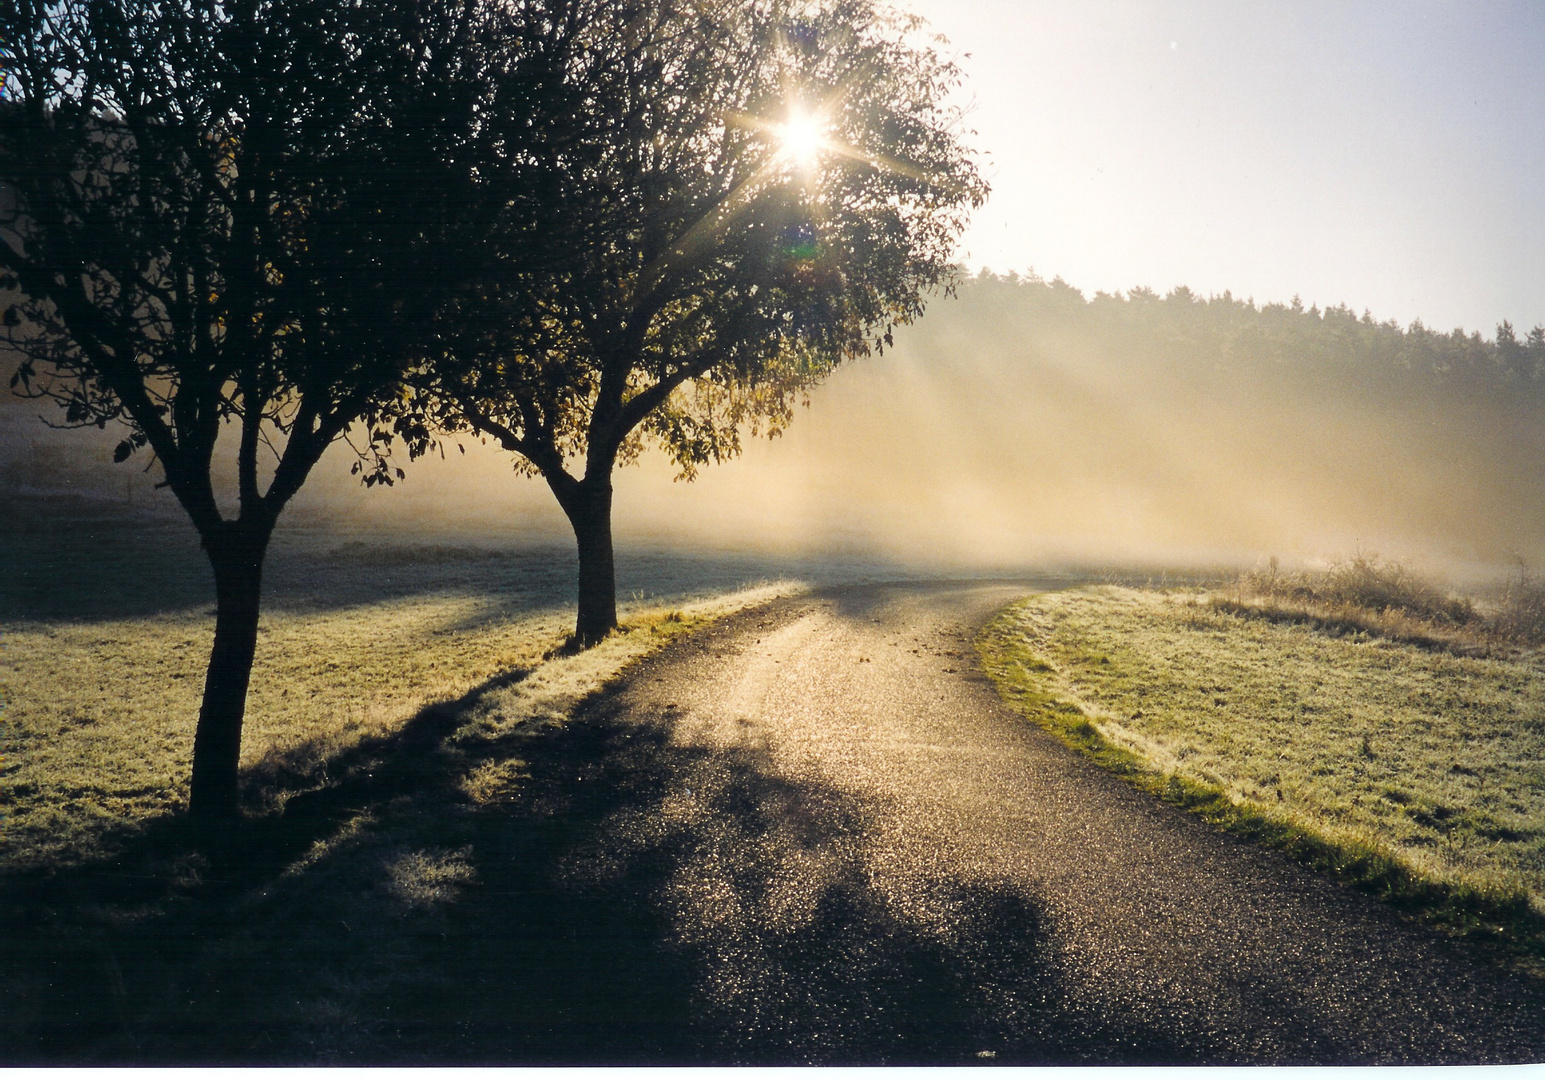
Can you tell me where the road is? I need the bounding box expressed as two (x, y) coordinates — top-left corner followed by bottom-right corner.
(569, 580), (1545, 1064)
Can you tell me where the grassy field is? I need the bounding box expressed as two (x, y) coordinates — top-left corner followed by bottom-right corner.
(979, 584), (1545, 967)
(2, 496), (853, 1061)
(3, 574), (802, 871)
(0, 498), (821, 872)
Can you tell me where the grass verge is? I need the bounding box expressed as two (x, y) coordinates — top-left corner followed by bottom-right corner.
(977, 585), (1545, 973)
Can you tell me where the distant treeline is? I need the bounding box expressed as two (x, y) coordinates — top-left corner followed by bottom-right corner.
(953, 271), (1545, 401)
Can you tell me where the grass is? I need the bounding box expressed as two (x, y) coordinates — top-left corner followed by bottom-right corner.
(1212, 552), (1545, 656)
(0, 502), (834, 1062)
(2, 570), (800, 872)
(0, 495), (816, 872)
(978, 584), (1545, 970)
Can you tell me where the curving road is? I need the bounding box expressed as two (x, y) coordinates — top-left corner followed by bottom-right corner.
(570, 580), (1545, 1064)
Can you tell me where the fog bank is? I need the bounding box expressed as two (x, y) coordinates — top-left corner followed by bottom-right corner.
(7, 275), (1542, 579)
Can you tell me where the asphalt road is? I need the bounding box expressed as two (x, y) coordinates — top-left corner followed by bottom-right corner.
(572, 580), (1545, 1064)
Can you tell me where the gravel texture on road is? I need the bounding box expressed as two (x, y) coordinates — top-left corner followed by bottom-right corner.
(573, 580), (1545, 1064)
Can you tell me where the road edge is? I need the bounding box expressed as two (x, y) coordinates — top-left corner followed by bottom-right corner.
(974, 590), (1545, 979)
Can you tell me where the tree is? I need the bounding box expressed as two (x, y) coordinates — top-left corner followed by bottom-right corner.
(0, 0), (566, 820)
(1527, 325), (1545, 382)
(431, 0), (986, 645)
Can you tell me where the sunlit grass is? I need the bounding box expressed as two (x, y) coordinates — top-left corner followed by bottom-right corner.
(1, 562), (803, 871)
(0, 518), (809, 1062)
(979, 585), (1545, 965)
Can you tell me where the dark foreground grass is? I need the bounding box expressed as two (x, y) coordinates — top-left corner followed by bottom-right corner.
(1, 690), (702, 1063)
(977, 590), (1545, 976)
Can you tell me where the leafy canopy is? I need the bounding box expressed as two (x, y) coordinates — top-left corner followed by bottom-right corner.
(432, 0), (988, 482)
(0, 0), (571, 528)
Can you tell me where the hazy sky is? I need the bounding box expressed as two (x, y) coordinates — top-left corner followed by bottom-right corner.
(903, 0), (1545, 335)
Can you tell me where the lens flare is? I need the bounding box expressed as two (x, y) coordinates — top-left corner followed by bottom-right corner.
(778, 108), (825, 170)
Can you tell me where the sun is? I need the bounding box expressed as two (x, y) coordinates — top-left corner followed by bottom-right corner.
(777, 108), (825, 170)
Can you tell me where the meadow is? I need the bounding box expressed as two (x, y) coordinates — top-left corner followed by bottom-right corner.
(0, 494), (870, 1060)
(0, 494), (868, 873)
(978, 574), (1545, 968)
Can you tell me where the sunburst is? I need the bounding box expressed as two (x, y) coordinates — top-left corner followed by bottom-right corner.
(635, 92), (931, 299)
(774, 107), (828, 173)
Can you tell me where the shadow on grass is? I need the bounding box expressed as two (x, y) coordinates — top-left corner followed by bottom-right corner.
(0, 496), (568, 623)
(0, 648), (1128, 1066)
(0, 492), (916, 624)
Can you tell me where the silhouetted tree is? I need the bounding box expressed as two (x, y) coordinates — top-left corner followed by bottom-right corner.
(1527, 325), (1545, 382)
(0, 0), (570, 819)
(430, 0), (986, 645)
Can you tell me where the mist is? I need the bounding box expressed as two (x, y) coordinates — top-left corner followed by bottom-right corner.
(7, 273), (1542, 580)
(625, 285), (1544, 576)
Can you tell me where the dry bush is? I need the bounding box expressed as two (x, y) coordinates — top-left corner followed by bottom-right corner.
(1225, 552), (1545, 654)
(1492, 567), (1545, 646)
(1322, 553), (1474, 625)
(1242, 552), (1472, 624)
(1219, 553), (1488, 655)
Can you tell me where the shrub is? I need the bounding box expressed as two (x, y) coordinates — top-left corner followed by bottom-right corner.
(1229, 552), (1545, 652)
(1319, 552), (1474, 625)
(1491, 569), (1545, 646)
(1240, 552), (1471, 623)
(1224, 553), (1483, 654)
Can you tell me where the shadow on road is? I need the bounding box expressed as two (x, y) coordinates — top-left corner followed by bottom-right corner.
(1, 642), (1175, 1065)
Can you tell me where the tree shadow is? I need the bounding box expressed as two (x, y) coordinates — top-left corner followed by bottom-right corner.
(0, 498), (921, 624)
(0, 495), (212, 621)
(0, 655), (1183, 1065)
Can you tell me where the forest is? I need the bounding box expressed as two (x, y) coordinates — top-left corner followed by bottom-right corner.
(958, 270), (1545, 400)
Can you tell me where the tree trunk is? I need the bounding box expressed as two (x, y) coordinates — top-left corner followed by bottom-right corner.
(556, 476), (617, 647)
(188, 522), (273, 821)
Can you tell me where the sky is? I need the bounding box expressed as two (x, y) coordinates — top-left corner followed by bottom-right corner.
(902, 0), (1545, 335)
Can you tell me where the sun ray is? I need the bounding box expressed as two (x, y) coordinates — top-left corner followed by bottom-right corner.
(633, 76), (937, 303)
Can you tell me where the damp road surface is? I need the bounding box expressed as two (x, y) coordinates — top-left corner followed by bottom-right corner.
(568, 580), (1545, 1064)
